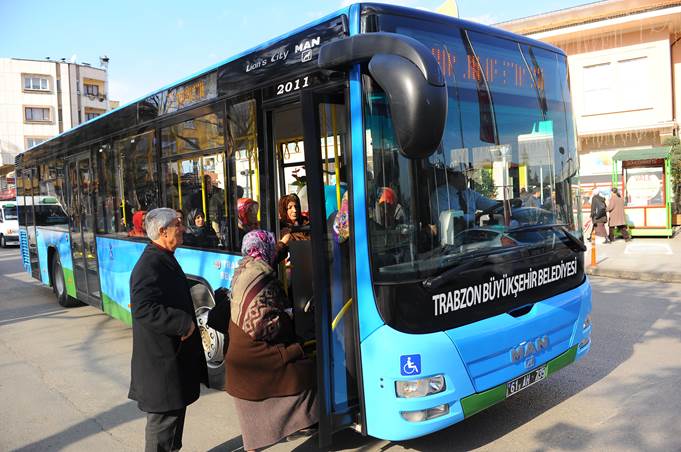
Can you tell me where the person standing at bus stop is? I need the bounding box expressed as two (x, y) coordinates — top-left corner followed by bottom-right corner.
(607, 187), (631, 242)
(590, 188), (609, 243)
(129, 208), (208, 451)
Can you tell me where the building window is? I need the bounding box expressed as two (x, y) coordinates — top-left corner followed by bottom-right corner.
(85, 112), (100, 121)
(25, 137), (47, 149)
(583, 63), (612, 115)
(23, 75), (50, 91)
(24, 107), (51, 122)
(84, 83), (99, 96)
(617, 57), (650, 111)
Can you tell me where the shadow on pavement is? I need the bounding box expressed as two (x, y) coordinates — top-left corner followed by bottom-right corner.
(13, 401), (142, 451)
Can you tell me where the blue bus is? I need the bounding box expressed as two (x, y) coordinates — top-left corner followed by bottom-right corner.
(16, 3), (591, 446)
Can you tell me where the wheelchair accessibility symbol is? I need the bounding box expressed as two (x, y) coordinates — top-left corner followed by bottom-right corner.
(400, 354), (421, 376)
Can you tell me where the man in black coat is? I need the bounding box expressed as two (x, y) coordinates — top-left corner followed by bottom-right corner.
(129, 207), (208, 451)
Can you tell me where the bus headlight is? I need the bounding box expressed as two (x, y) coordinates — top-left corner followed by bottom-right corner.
(400, 404), (450, 422)
(395, 374), (446, 398)
(583, 314), (592, 330)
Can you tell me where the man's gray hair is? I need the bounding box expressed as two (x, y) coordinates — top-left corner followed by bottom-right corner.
(145, 208), (179, 240)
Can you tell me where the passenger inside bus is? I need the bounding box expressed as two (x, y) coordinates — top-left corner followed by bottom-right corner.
(279, 193), (310, 241)
(237, 198), (259, 245)
(374, 187), (406, 229)
(128, 210), (147, 238)
(430, 170), (499, 229)
(183, 209), (218, 248)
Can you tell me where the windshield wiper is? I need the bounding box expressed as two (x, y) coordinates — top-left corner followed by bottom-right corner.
(423, 246), (527, 290)
(507, 223), (586, 252)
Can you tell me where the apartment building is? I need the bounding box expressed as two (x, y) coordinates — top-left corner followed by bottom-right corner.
(497, 0), (681, 218)
(0, 58), (111, 192)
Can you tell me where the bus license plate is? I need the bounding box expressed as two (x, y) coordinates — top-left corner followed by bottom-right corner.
(506, 365), (547, 397)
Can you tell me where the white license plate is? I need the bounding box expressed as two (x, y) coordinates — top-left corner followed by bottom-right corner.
(506, 365), (547, 397)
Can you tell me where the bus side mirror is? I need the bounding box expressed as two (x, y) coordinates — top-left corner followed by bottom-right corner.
(318, 32), (447, 159)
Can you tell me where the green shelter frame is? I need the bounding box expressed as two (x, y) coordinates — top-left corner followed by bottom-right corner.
(611, 146), (673, 237)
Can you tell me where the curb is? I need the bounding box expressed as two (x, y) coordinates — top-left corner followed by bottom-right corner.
(586, 267), (681, 284)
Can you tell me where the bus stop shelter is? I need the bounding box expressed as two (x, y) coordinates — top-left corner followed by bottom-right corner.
(611, 146), (673, 237)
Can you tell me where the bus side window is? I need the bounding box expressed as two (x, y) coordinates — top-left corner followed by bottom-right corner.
(161, 111), (228, 249)
(227, 99), (259, 251)
(114, 130), (158, 236)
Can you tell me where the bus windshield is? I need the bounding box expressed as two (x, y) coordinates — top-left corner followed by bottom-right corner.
(365, 14), (581, 281)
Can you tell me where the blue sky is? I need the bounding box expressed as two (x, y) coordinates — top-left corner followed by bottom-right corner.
(0, 0), (593, 104)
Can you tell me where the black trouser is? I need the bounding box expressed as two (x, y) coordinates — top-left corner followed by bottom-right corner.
(145, 407), (186, 452)
(608, 225), (630, 242)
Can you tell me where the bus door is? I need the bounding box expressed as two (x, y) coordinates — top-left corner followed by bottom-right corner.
(265, 89), (361, 447)
(66, 153), (101, 305)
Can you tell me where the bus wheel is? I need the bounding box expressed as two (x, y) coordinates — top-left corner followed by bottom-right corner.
(52, 254), (79, 308)
(190, 283), (226, 390)
(0, 234), (6, 248)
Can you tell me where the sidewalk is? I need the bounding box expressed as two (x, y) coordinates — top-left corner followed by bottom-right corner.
(585, 228), (681, 283)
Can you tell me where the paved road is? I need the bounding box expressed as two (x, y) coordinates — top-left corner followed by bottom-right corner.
(1, 246), (680, 451)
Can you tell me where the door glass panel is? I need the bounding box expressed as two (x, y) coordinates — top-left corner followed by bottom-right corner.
(68, 161), (87, 294)
(317, 102), (356, 411)
(80, 157), (100, 298)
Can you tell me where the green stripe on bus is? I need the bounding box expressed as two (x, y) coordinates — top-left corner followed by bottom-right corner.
(546, 345), (578, 377)
(460, 383), (506, 418)
(102, 293), (132, 326)
(461, 345), (578, 418)
(62, 267), (77, 298)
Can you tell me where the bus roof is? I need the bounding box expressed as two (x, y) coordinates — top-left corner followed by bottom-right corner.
(20, 2), (565, 161)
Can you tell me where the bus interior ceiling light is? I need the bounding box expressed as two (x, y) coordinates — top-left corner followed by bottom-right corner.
(395, 374), (446, 398)
(318, 32), (447, 159)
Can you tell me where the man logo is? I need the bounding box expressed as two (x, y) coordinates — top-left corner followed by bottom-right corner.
(510, 335), (549, 363)
(295, 37), (321, 53)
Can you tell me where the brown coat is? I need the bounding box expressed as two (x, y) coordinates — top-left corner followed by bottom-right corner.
(225, 321), (315, 401)
(225, 256), (315, 401)
(607, 193), (626, 226)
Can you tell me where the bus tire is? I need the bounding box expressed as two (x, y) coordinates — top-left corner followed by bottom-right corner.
(190, 282), (226, 390)
(0, 234), (6, 248)
(51, 254), (80, 308)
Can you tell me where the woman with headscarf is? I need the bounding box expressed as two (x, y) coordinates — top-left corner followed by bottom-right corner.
(183, 208), (218, 248)
(237, 198), (259, 246)
(225, 230), (317, 452)
(128, 210), (147, 238)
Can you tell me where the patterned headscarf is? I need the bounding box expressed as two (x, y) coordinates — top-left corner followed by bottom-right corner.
(237, 198), (259, 230)
(333, 191), (350, 243)
(241, 229), (276, 265)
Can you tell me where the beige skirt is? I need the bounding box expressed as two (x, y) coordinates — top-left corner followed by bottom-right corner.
(232, 389), (318, 450)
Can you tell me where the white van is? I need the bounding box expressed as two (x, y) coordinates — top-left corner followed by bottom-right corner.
(0, 201), (19, 247)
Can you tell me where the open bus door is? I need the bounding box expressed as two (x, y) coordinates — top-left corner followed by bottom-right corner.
(265, 88), (362, 447)
(300, 91), (362, 447)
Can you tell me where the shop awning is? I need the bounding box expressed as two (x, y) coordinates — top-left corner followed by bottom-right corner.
(612, 147), (671, 162)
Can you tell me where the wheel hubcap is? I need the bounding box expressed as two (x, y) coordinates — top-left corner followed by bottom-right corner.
(195, 306), (224, 368)
(55, 263), (64, 295)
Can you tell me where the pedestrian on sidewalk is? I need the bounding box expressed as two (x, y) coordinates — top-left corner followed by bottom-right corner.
(590, 188), (610, 243)
(607, 187), (631, 242)
(129, 208), (208, 452)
